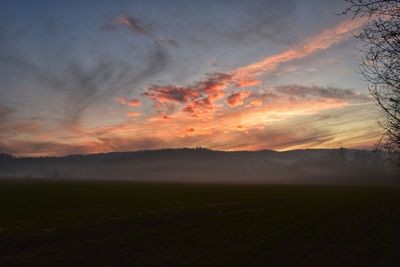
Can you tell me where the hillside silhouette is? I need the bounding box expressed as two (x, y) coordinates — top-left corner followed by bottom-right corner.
(0, 148), (398, 184)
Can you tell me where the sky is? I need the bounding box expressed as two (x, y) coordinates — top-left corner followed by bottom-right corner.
(0, 0), (384, 156)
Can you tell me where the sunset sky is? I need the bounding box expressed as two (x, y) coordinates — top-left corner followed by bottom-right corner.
(0, 0), (383, 156)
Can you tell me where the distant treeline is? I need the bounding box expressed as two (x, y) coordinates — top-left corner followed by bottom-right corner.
(0, 148), (398, 184)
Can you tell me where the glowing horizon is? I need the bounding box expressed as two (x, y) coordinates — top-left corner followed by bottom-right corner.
(0, 1), (383, 157)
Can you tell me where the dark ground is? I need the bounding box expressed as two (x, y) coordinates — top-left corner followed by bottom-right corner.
(0, 179), (399, 266)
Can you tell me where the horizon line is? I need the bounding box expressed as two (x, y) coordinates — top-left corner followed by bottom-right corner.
(1, 146), (376, 159)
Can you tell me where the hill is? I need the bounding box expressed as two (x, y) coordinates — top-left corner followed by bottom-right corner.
(0, 148), (398, 184)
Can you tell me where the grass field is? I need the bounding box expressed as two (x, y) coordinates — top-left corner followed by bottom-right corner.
(0, 179), (400, 266)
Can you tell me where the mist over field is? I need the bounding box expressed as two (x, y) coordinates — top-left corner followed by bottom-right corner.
(1, 148), (398, 184)
(2, 1), (400, 266)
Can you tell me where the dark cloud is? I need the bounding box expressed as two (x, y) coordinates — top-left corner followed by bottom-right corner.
(28, 58), (136, 128)
(183, 0), (297, 50)
(0, 105), (14, 121)
(159, 38), (180, 48)
(115, 14), (151, 36)
(1, 35), (171, 129)
(275, 85), (371, 101)
(227, 0), (298, 45)
(0, 15), (175, 129)
(67, 58), (146, 125)
(141, 40), (169, 78)
(145, 80), (370, 117)
(144, 85), (200, 103)
(0, 23), (38, 78)
(251, 85), (371, 103)
(103, 13), (180, 47)
(51, 41), (169, 127)
(107, 13), (178, 79)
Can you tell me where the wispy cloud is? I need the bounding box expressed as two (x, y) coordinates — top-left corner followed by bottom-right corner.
(115, 97), (141, 107)
(0, 14), (374, 156)
(142, 17), (367, 117)
(127, 99), (141, 107)
(106, 13), (180, 47)
(227, 91), (251, 107)
(250, 85), (371, 103)
(115, 15), (151, 36)
(127, 111), (140, 118)
(115, 97), (127, 105)
(0, 139), (97, 157)
(0, 104), (14, 121)
(232, 17), (367, 81)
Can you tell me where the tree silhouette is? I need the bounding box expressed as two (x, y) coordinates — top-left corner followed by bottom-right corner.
(344, 0), (400, 165)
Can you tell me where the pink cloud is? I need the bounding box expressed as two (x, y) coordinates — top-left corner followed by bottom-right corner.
(227, 91), (251, 107)
(128, 99), (142, 107)
(115, 15), (149, 35)
(127, 112), (140, 118)
(115, 97), (142, 108)
(115, 97), (127, 105)
(142, 18), (367, 118)
(235, 79), (262, 87)
(144, 73), (231, 116)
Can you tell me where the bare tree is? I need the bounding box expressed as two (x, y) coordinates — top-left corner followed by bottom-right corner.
(344, 0), (400, 164)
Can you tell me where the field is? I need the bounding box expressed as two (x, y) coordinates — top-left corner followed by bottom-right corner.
(1, 179), (400, 266)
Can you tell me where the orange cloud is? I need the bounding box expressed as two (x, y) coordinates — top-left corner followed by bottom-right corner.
(144, 73), (231, 116)
(182, 98), (213, 116)
(232, 17), (368, 81)
(127, 112), (140, 118)
(115, 97), (127, 105)
(63, 86), (371, 157)
(235, 79), (262, 87)
(250, 99), (262, 106)
(227, 91), (251, 107)
(11, 100), (376, 157)
(5, 18), (375, 157)
(128, 99), (141, 107)
(144, 85), (200, 103)
(143, 18), (367, 118)
(115, 97), (142, 107)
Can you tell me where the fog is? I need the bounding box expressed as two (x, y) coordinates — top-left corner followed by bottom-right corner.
(0, 148), (398, 185)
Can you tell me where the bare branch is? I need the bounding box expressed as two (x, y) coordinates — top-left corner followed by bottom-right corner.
(344, 0), (400, 165)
